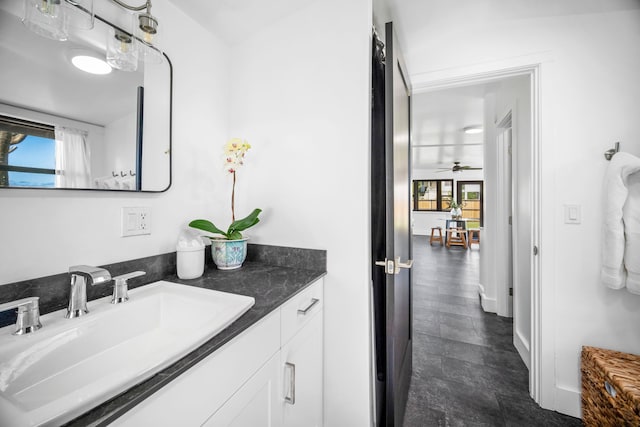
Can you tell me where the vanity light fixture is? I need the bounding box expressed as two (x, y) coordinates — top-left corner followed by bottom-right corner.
(106, 0), (162, 69)
(22, 0), (94, 41)
(23, 0), (161, 71)
(463, 125), (483, 135)
(111, 0), (159, 49)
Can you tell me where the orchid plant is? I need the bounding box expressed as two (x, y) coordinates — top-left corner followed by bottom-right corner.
(189, 138), (262, 240)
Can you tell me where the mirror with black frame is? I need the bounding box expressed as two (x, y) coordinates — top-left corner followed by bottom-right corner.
(0, 1), (171, 192)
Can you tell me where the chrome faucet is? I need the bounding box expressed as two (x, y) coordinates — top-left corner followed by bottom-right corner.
(67, 265), (111, 318)
(111, 271), (146, 304)
(0, 297), (42, 335)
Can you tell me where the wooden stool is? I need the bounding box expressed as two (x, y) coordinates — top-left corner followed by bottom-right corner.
(429, 227), (443, 246)
(468, 229), (480, 247)
(446, 227), (468, 249)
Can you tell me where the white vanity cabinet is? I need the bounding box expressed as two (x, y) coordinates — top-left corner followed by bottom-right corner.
(203, 352), (282, 427)
(279, 278), (324, 427)
(112, 278), (323, 427)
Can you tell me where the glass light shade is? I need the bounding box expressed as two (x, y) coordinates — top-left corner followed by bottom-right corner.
(64, 0), (94, 30)
(23, 0), (68, 41)
(136, 11), (162, 64)
(138, 40), (163, 64)
(106, 27), (138, 72)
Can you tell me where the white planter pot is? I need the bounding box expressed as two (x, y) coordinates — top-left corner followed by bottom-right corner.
(210, 237), (249, 270)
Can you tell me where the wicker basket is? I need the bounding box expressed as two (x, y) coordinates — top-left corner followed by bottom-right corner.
(581, 346), (640, 426)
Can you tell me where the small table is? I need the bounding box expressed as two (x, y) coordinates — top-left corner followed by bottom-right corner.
(444, 219), (469, 246)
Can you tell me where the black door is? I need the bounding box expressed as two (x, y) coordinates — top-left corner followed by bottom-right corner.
(371, 21), (413, 426)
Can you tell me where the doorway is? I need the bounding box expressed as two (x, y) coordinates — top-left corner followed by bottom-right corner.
(409, 71), (537, 397)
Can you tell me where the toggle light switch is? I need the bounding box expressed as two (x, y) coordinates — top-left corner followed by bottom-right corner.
(564, 204), (581, 224)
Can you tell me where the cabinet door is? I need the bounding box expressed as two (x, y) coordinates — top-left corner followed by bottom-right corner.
(203, 352), (282, 427)
(281, 311), (323, 427)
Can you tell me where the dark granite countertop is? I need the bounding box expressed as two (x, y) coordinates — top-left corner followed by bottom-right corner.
(62, 255), (326, 426)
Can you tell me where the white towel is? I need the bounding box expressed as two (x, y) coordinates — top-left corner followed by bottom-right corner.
(94, 176), (120, 189)
(601, 152), (640, 293)
(625, 170), (640, 293)
(120, 177), (135, 190)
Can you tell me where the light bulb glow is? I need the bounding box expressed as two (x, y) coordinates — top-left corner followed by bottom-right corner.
(38, 0), (58, 16)
(71, 55), (112, 75)
(463, 126), (483, 134)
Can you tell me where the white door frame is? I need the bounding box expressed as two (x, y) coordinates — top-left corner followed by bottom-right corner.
(496, 112), (514, 319)
(412, 62), (547, 407)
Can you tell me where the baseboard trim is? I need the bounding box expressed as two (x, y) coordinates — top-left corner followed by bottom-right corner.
(555, 386), (581, 419)
(478, 284), (497, 313)
(513, 329), (531, 370)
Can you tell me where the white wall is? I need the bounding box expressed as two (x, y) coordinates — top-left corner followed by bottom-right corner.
(104, 112), (137, 179)
(0, 0), (229, 285)
(227, 0), (373, 425)
(409, 8), (640, 417)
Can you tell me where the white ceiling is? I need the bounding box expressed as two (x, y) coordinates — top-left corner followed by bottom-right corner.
(411, 84), (489, 171)
(388, 0), (640, 74)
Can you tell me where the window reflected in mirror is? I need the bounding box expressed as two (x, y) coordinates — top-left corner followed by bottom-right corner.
(0, 116), (55, 188)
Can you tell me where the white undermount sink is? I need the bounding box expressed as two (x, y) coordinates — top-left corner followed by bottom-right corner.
(0, 281), (255, 427)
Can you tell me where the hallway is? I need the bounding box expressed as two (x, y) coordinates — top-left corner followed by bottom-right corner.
(403, 236), (581, 426)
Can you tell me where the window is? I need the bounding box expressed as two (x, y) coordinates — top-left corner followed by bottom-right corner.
(0, 115), (56, 188)
(457, 180), (484, 226)
(413, 179), (453, 211)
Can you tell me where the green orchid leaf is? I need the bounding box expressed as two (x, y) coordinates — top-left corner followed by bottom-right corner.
(227, 208), (262, 234)
(226, 230), (243, 240)
(189, 219), (227, 237)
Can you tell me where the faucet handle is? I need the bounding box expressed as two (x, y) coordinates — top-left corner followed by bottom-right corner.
(111, 271), (146, 304)
(0, 297), (43, 335)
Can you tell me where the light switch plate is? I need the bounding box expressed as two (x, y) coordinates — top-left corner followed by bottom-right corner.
(122, 207), (151, 236)
(564, 204), (581, 224)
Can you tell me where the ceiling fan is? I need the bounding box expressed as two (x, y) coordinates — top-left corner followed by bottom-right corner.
(436, 161), (483, 173)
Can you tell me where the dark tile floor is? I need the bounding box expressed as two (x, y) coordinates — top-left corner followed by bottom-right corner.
(403, 236), (582, 427)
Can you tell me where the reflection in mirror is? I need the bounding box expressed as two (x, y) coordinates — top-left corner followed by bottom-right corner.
(0, 2), (171, 192)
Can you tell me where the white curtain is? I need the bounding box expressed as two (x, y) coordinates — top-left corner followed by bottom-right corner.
(55, 126), (91, 188)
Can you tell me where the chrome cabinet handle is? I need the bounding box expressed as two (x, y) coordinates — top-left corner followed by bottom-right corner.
(284, 362), (296, 404)
(297, 298), (319, 315)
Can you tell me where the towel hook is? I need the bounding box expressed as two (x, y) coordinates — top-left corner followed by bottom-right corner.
(129, 170), (136, 176)
(111, 171), (118, 177)
(604, 142), (620, 161)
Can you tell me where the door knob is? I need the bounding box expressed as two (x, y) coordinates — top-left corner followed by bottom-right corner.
(375, 258), (413, 275)
(395, 257), (413, 271)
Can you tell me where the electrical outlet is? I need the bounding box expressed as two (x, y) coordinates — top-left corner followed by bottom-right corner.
(122, 207), (151, 236)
